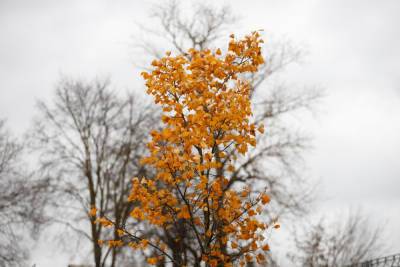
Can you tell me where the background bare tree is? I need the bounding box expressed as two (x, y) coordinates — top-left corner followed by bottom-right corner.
(29, 78), (158, 267)
(288, 211), (383, 267)
(0, 120), (49, 267)
(136, 0), (235, 58)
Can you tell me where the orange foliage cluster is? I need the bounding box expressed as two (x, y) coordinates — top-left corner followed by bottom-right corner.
(97, 32), (277, 266)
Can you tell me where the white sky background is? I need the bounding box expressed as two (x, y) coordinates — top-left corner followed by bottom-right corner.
(1, 0), (400, 266)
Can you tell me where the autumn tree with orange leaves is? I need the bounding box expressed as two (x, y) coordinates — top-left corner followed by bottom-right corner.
(96, 32), (278, 267)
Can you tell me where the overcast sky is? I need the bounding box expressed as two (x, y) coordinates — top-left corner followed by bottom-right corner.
(1, 0), (400, 266)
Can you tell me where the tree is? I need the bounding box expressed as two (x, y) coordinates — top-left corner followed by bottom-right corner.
(288, 211), (383, 267)
(29, 78), (157, 267)
(97, 32), (278, 267)
(136, 0), (321, 222)
(129, 2), (322, 265)
(0, 120), (49, 267)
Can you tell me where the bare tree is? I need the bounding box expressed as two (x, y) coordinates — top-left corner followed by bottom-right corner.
(0, 120), (49, 267)
(29, 78), (158, 267)
(288, 211), (383, 267)
(135, 0), (236, 60)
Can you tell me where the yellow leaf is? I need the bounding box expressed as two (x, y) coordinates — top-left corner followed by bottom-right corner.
(261, 194), (270, 204)
(117, 229), (125, 236)
(262, 244), (270, 251)
(89, 206), (97, 217)
(147, 257), (158, 265)
(258, 124), (265, 134)
(231, 242), (238, 249)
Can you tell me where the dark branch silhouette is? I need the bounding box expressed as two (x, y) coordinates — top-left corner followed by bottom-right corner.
(29, 78), (158, 267)
(0, 120), (49, 267)
(289, 211), (384, 267)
